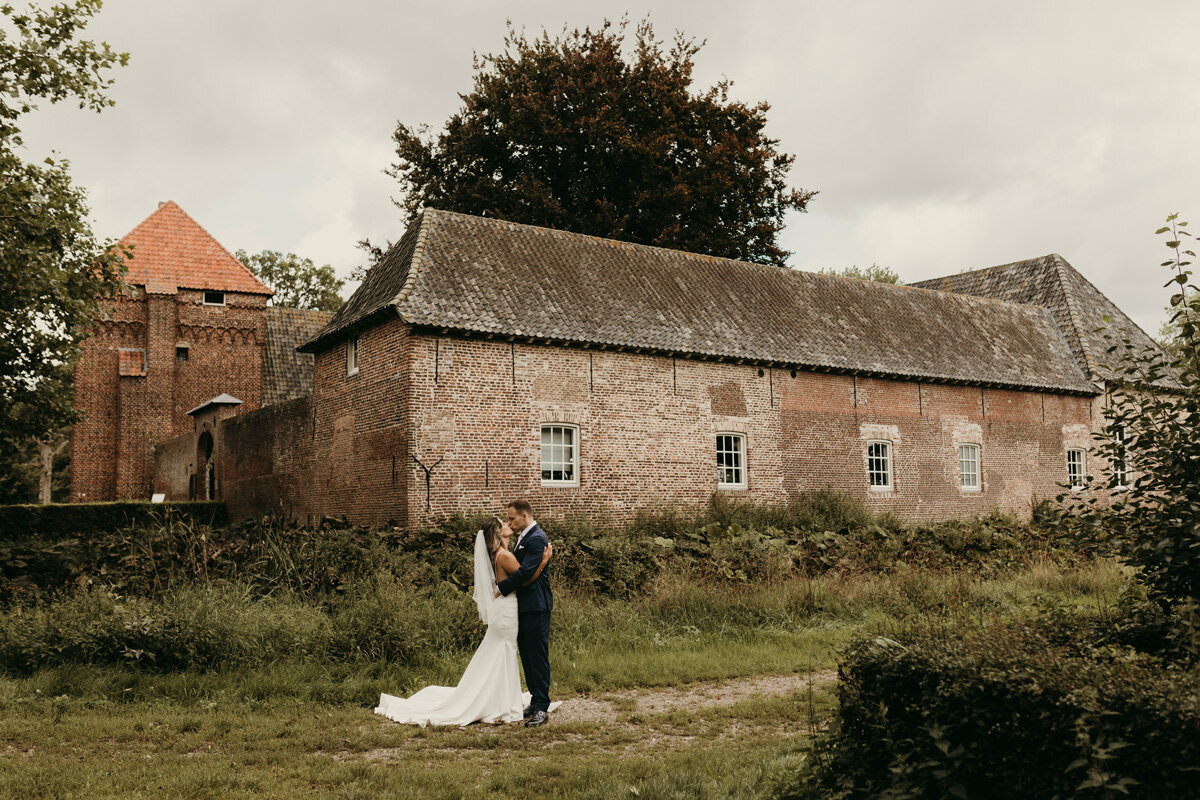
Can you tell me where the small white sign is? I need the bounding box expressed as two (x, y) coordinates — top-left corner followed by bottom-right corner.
(151, 493), (166, 503)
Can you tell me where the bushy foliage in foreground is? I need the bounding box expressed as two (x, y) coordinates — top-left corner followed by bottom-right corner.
(0, 574), (480, 674)
(1073, 214), (1200, 611)
(776, 613), (1200, 800)
(0, 500), (226, 539)
(0, 493), (1089, 606)
(0, 556), (1124, 678)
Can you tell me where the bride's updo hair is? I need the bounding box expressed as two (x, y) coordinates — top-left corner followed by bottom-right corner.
(482, 516), (505, 556)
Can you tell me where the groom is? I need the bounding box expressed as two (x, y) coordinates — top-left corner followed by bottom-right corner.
(495, 499), (553, 727)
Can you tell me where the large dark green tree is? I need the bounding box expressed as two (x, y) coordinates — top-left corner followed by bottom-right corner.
(235, 249), (344, 312)
(387, 19), (815, 266)
(0, 1), (129, 503)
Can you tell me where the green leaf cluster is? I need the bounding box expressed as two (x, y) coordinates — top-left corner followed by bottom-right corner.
(776, 616), (1200, 800)
(387, 17), (816, 266)
(817, 264), (903, 284)
(1071, 214), (1200, 613)
(234, 249), (345, 312)
(0, 1), (129, 460)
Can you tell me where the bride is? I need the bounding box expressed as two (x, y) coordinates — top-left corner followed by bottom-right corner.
(374, 517), (553, 726)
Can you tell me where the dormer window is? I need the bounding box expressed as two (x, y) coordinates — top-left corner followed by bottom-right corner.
(203, 291), (225, 306)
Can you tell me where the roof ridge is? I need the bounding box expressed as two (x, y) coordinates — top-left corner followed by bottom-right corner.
(1051, 253), (1163, 352)
(940, 253), (1060, 280)
(1046, 254), (1098, 378)
(392, 209), (435, 318)
(119, 201), (272, 295)
(423, 208), (1057, 315)
(161, 202), (271, 295)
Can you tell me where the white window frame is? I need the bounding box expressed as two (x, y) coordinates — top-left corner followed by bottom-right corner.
(1112, 426), (1128, 490)
(540, 424), (580, 487)
(716, 432), (748, 490)
(202, 290), (226, 306)
(867, 440), (893, 491)
(1067, 448), (1086, 491)
(958, 443), (981, 491)
(347, 336), (360, 377)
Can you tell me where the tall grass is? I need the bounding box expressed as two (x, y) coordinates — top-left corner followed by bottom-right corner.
(0, 558), (1127, 688)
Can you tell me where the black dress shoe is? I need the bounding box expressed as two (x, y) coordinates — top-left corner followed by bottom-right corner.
(524, 710), (549, 727)
(522, 705), (532, 718)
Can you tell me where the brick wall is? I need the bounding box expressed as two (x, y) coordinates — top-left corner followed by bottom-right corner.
(152, 432), (192, 499)
(71, 290), (267, 502)
(390, 330), (1108, 527)
(209, 319), (411, 525)
(182, 319), (1111, 529)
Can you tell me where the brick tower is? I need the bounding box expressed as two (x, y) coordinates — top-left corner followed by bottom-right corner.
(70, 201), (273, 501)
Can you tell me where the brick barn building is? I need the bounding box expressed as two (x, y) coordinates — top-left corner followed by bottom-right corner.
(143, 209), (1158, 528)
(70, 202), (330, 502)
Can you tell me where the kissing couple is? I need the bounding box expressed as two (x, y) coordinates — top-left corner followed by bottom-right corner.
(374, 500), (561, 727)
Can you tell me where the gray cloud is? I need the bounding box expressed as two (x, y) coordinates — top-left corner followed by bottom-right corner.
(18, 0), (1199, 338)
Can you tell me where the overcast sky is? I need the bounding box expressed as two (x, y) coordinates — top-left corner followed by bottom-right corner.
(19, 0), (1200, 336)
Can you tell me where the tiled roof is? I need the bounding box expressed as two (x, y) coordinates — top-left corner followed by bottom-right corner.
(263, 307), (332, 405)
(187, 393), (243, 416)
(303, 210), (1098, 395)
(117, 348), (146, 377)
(912, 255), (1166, 383)
(118, 201), (272, 295)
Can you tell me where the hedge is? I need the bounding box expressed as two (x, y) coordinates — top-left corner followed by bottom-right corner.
(0, 500), (226, 540)
(779, 616), (1200, 800)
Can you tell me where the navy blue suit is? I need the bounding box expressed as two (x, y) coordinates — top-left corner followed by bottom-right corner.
(496, 523), (552, 712)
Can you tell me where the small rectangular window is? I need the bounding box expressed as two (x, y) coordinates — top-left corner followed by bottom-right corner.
(176, 345), (189, 361)
(1112, 426), (1128, 488)
(540, 424), (578, 486)
(716, 433), (747, 489)
(202, 291), (225, 306)
(959, 444), (980, 490)
(347, 336), (359, 376)
(1067, 448), (1086, 490)
(867, 440), (893, 490)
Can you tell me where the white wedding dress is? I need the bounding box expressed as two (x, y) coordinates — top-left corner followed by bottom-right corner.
(375, 531), (550, 726)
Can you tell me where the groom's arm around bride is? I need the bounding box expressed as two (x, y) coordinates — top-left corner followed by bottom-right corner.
(495, 532), (548, 598)
(495, 500), (553, 725)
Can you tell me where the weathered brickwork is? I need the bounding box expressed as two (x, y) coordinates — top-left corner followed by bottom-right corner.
(388, 331), (1108, 527)
(128, 209), (1146, 529)
(71, 289), (267, 501)
(198, 319), (412, 524)
(199, 317), (1113, 528)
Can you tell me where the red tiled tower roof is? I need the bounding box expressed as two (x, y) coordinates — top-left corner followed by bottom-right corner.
(118, 201), (272, 295)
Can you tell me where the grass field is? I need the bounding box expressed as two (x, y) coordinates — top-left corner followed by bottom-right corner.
(0, 558), (1126, 799)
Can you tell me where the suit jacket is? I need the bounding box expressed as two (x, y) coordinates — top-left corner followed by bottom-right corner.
(496, 524), (553, 614)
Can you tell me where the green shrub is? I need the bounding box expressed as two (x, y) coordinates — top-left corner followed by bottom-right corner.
(1, 492), (1094, 607)
(1071, 215), (1200, 611)
(777, 614), (1200, 800)
(0, 571), (485, 674)
(0, 500), (226, 539)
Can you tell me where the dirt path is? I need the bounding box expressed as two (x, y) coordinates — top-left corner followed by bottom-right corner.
(337, 671), (839, 764)
(551, 670), (838, 725)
